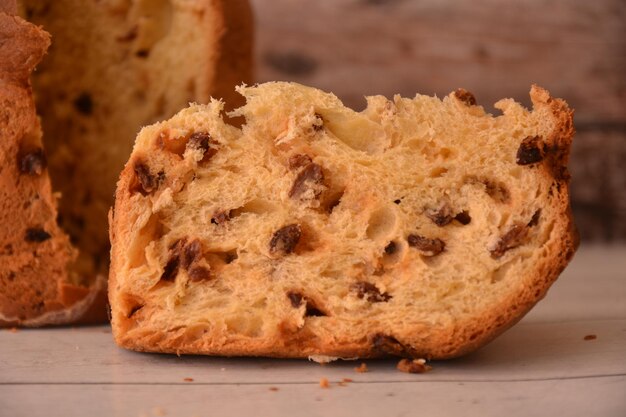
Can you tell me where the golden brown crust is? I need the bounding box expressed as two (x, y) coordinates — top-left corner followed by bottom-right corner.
(0, 12), (107, 327)
(109, 83), (577, 359)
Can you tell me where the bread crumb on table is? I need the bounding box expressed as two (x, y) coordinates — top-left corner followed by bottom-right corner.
(396, 358), (433, 374)
(319, 378), (330, 388)
(269, 387), (279, 392)
(183, 377), (194, 382)
(354, 363), (368, 373)
(583, 334), (597, 341)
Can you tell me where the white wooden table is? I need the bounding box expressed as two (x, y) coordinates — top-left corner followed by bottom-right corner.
(1, 245), (625, 417)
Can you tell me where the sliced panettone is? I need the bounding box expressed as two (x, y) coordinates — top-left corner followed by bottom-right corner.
(109, 82), (577, 359)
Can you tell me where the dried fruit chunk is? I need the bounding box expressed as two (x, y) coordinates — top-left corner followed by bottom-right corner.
(160, 238), (211, 282)
(352, 281), (391, 303)
(407, 234), (445, 256)
(425, 204), (453, 226)
(160, 239), (185, 281)
(25, 228), (51, 243)
(132, 161), (163, 195)
(181, 239), (203, 269)
(269, 224), (301, 256)
(289, 163), (325, 200)
(187, 131), (218, 163)
(19, 148), (47, 176)
(483, 180), (510, 203)
(490, 224), (528, 259)
(454, 88), (477, 106)
(516, 135), (544, 165)
(287, 291), (304, 308)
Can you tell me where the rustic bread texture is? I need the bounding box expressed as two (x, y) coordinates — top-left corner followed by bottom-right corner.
(19, 0), (253, 288)
(0, 11), (106, 326)
(109, 82), (578, 359)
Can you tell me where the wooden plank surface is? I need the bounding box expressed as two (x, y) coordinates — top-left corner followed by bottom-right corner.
(1, 245), (625, 416)
(251, 0), (626, 241)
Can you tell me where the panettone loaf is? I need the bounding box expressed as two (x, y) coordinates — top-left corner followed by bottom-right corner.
(0, 0), (252, 326)
(0, 10), (106, 326)
(109, 82), (577, 359)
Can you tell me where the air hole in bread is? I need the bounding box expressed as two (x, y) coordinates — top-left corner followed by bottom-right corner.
(225, 314), (263, 337)
(527, 210), (541, 227)
(127, 304), (144, 319)
(381, 240), (406, 267)
(206, 249), (238, 273)
(322, 188), (345, 213)
(231, 199), (278, 218)
(421, 144), (455, 161)
(293, 223), (319, 254)
(320, 108), (387, 155)
(156, 129), (187, 156)
(287, 291), (328, 317)
(366, 206), (397, 242)
(119, 293), (145, 322)
(454, 211), (472, 225)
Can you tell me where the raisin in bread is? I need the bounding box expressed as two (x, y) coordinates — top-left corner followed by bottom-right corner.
(109, 82), (578, 359)
(0, 9), (106, 326)
(17, 0), (253, 302)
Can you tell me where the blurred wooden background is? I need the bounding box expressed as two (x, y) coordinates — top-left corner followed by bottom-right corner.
(249, 0), (626, 242)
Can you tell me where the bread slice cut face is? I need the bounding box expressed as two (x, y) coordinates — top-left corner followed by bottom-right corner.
(110, 82), (577, 359)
